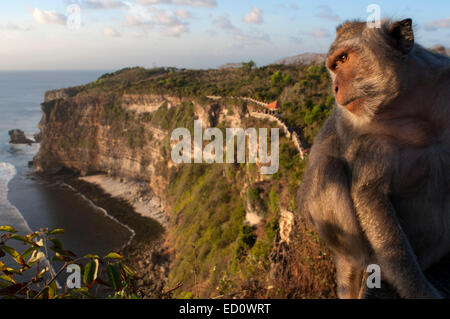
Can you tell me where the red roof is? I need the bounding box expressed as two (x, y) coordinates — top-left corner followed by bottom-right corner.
(266, 100), (279, 110)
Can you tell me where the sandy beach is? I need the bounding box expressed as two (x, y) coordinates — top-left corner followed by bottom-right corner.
(79, 175), (169, 228)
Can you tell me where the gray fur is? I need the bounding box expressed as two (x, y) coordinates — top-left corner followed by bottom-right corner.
(297, 19), (450, 299)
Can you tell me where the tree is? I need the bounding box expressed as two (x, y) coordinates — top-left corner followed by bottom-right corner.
(241, 60), (256, 71)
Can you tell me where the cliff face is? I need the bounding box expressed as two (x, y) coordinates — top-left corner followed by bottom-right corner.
(34, 68), (336, 299)
(35, 91), (240, 201)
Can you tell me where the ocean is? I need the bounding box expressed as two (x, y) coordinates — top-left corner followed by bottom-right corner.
(0, 71), (131, 259)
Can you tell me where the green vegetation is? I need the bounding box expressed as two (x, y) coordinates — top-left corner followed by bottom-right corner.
(0, 226), (135, 299)
(166, 163), (246, 298)
(37, 60), (337, 299)
(247, 187), (262, 203)
(65, 63), (333, 147)
(164, 121), (315, 298)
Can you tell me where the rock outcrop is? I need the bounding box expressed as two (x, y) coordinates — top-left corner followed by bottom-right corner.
(34, 87), (246, 217)
(8, 129), (35, 145)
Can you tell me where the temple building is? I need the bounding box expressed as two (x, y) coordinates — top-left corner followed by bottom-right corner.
(264, 100), (280, 115)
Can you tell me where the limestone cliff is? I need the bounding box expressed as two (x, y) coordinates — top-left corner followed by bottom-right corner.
(35, 89), (246, 202)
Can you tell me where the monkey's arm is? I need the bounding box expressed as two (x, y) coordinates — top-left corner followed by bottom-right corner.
(352, 161), (442, 299)
(297, 152), (371, 298)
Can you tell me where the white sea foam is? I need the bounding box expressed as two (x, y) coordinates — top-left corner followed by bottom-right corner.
(0, 162), (59, 287)
(8, 142), (40, 156)
(0, 162), (33, 233)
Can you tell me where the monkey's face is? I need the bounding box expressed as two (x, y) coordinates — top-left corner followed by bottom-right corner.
(326, 19), (414, 124)
(327, 48), (366, 115)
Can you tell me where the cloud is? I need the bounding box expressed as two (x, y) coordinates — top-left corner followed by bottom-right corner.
(278, 2), (299, 11)
(0, 22), (33, 31)
(123, 4), (189, 37)
(234, 31), (270, 46)
(213, 15), (238, 31)
(135, 0), (217, 8)
(123, 3), (154, 26)
(212, 14), (269, 47)
(104, 26), (121, 37)
(243, 6), (263, 24)
(315, 5), (339, 22)
(424, 17), (450, 31)
(82, 0), (126, 9)
(174, 9), (191, 19)
(308, 28), (330, 38)
(290, 35), (302, 42)
(32, 8), (66, 25)
(166, 24), (188, 36)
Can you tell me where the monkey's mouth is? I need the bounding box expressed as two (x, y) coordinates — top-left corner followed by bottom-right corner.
(342, 96), (361, 106)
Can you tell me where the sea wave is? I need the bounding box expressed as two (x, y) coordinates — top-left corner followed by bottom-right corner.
(0, 161), (33, 232)
(0, 161), (60, 287)
(59, 182), (136, 251)
(7, 142), (40, 156)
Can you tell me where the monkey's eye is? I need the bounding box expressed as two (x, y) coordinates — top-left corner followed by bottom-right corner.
(332, 53), (349, 70)
(339, 53), (348, 63)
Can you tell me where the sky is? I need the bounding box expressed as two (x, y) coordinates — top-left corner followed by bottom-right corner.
(0, 0), (449, 70)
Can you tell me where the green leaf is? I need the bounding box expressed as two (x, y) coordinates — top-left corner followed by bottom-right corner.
(49, 229), (65, 235)
(3, 268), (22, 276)
(83, 254), (100, 260)
(0, 261), (22, 276)
(21, 246), (39, 260)
(52, 254), (73, 262)
(27, 250), (45, 266)
(104, 252), (123, 260)
(71, 287), (91, 298)
(120, 263), (134, 277)
(106, 264), (122, 291)
(1, 246), (26, 266)
(0, 283), (28, 296)
(10, 234), (39, 247)
(83, 260), (99, 288)
(0, 274), (15, 285)
(49, 238), (63, 250)
(0, 226), (18, 233)
(51, 247), (76, 257)
(48, 281), (58, 299)
(36, 267), (48, 279)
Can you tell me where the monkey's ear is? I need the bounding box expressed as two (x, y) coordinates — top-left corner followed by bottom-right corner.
(387, 19), (414, 54)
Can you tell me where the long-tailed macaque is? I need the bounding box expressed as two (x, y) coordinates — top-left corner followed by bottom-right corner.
(296, 18), (450, 299)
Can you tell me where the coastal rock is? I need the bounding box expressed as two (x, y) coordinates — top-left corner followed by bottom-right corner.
(8, 129), (35, 145)
(33, 132), (42, 143)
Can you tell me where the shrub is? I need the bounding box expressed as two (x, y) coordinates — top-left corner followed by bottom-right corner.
(0, 226), (135, 299)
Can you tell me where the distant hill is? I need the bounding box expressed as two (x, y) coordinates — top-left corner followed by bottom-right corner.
(219, 62), (243, 69)
(429, 45), (450, 56)
(273, 53), (327, 66)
